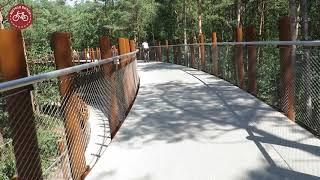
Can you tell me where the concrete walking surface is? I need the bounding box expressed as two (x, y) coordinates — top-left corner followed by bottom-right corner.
(86, 62), (320, 180)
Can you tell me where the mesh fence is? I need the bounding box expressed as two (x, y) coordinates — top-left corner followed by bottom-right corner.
(0, 53), (139, 179)
(148, 43), (320, 138)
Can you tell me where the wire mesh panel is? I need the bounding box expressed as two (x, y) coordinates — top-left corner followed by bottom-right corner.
(151, 42), (320, 138)
(0, 52), (139, 179)
(256, 46), (281, 109)
(295, 48), (320, 136)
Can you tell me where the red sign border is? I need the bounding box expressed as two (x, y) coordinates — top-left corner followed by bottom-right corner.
(8, 4), (33, 30)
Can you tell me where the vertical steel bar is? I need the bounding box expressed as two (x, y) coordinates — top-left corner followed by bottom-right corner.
(246, 25), (257, 96)
(199, 33), (205, 71)
(190, 38), (195, 68)
(212, 32), (219, 76)
(0, 29), (43, 180)
(166, 40), (170, 63)
(235, 26), (244, 89)
(174, 45), (178, 64)
(100, 36), (120, 138)
(279, 16), (295, 120)
(51, 32), (87, 180)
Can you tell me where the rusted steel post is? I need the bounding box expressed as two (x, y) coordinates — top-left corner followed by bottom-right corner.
(279, 16), (295, 120)
(96, 47), (100, 60)
(177, 45), (181, 65)
(119, 37), (131, 116)
(235, 26), (244, 89)
(190, 38), (195, 68)
(173, 45), (178, 64)
(100, 36), (121, 137)
(158, 41), (162, 62)
(199, 33), (205, 71)
(87, 48), (90, 63)
(165, 40), (170, 63)
(211, 32), (219, 76)
(118, 38), (127, 67)
(91, 48), (95, 62)
(130, 40), (136, 52)
(246, 25), (257, 96)
(51, 32), (87, 180)
(0, 29), (43, 180)
(57, 140), (70, 180)
(84, 48), (87, 62)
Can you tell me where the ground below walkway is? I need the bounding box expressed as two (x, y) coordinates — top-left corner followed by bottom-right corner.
(87, 62), (320, 180)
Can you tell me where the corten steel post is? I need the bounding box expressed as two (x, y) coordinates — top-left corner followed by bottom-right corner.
(166, 40), (170, 63)
(199, 33), (205, 71)
(130, 39), (138, 90)
(246, 25), (257, 96)
(100, 36), (121, 137)
(118, 38), (130, 107)
(127, 39), (132, 63)
(190, 38), (196, 68)
(173, 45), (178, 64)
(91, 48), (95, 62)
(51, 32), (87, 180)
(235, 26), (245, 89)
(279, 16), (295, 120)
(118, 38), (127, 67)
(211, 32), (219, 76)
(96, 47), (100, 60)
(177, 45), (181, 65)
(130, 40), (136, 52)
(158, 41), (162, 62)
(0, 29), (43, 180)
(84, 48), (87, 62)
(154, 41), (158, 61)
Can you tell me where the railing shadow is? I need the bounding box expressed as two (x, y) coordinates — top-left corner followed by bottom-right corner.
(115, 62), (319, 179)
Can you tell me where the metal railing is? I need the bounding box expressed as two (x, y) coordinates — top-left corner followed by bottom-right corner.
(147, 41), (320, 138)
(0, 49), (139, 180)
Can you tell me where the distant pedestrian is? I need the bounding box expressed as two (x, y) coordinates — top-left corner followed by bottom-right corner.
(142, 41), (149, 62)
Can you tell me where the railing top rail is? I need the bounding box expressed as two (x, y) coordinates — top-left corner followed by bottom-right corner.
(147, 40), (320, 47)
(0, 50), (138, 92)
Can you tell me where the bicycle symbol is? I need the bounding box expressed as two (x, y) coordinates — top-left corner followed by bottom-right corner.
(12, 11), (29, 22)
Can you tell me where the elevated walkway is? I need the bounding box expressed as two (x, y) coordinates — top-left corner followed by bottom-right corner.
(87, 62), (320, 180)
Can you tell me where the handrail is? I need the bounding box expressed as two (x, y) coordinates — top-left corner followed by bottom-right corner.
(147, 40), (320, 47)
(0, 50), (138, 92)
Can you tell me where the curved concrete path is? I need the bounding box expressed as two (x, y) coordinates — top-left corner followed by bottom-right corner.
(87, 62), (320, 180)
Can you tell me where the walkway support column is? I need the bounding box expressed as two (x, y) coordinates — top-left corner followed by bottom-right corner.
(173, 44), (178, 64)
(52, 32), (87, 180)
(0, 29), (43, 180)
(235, 26), (244, 89)
(130, 40), (136, 52)
(279, 16), (295, 120)
(190, 38), (195, 68)
(166, 40), (170, 63)
(157, 41), (162, 62)
(118, 38), (127, 67)
(211, 32), (218, 76)
(100, 36), (120, 138)
(246, 25), (257, 96)
(199, 33), (205, 71)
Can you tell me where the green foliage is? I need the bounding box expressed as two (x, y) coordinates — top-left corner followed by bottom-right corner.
(0, 143), (16, 180)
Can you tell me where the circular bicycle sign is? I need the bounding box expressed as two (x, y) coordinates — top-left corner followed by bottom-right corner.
(8, 4), (33, 29)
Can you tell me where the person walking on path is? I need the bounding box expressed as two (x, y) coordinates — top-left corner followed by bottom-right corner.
(142, 41), (149, 62)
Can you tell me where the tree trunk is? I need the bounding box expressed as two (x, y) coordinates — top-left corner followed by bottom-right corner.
(198, 0), (203, 34)
(289, 0), (298, 41)
(258, 0), (265, 36)
(236, 0), (242, 27)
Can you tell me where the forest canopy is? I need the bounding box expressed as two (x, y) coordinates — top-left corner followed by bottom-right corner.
(0, 0), (319, 57)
